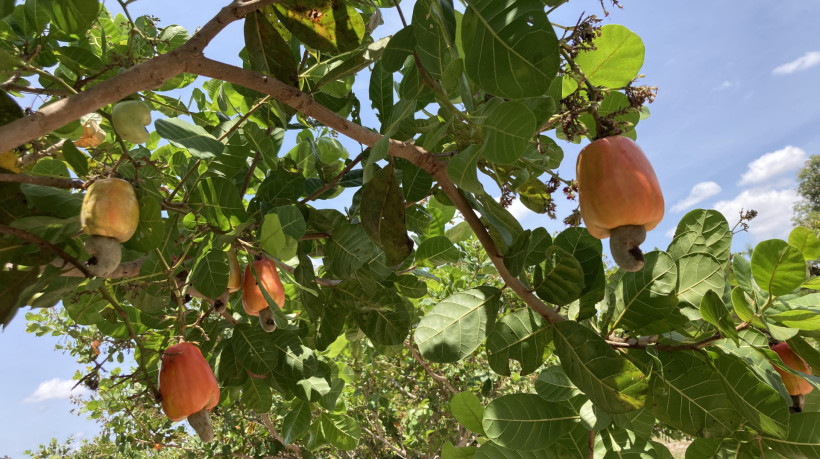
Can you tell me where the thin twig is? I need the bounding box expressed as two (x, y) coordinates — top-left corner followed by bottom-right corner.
(0, 173), (85, 189)
(0, 224), (90, 276)
(298, 150), (365, 204)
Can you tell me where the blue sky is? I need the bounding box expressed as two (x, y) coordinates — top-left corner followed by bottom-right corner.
(3, 0), (820, 456)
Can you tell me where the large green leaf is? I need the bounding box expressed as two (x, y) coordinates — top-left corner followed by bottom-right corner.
(482, 394), (577, 451)
(415, 235), (460, 266)
(650, 350), (742, 438)
(447, 145), (483, 193)
(700, 290), (739, 344)
(324, 224), (378, 278)
(451, 391), (485, 435)
(122, 195), (164, 252)
(751, 239), (806, 296)
(282, 399), (311, 444)
(788, 226), (820, 261)
(762, 412), (820, 459)
(535, 366), (581, 402)
(49, 0), (99, 37)
(360, 164), (413, 266)
(480, 101), (537, 164)
(271, 0), (365, 53)
(486, 308), (550, 376)
(335, 281), (412, 346)
(412, 0), (455, 79)
(154, 118), (225, 159)
(462, 0), (559, 99)
(676, 253), (724, 311)
(415, 286), (501, 363)
(574, 24), (644, 88)
(554, 227), (604, 320)
(532, 245), (584, 307)
(241, 377), (273, 412)
(191, 247), (229, 300)
(316, 412), (361, 451)
(190, 177), (248, 232)
(0, 268), (38, 327)
(667, 209), (731, 264)
(552, 320), (648, 414)
(709, 350), (790, 439)
(260, 205), (306, 261)
(231, 322), (280, 376)
(609, 251), (677, 332)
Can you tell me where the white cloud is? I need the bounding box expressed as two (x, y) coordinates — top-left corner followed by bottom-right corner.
(773, 51), (820, 75)
(715, 80), (734, 90)
(665, 227), (677, 239)
(713, 188), (800, 240)
(24, 378), (89, 403)
(506, 199), (533, 221)
(671, 181), (722, 213)
(738, 146), (806, 186)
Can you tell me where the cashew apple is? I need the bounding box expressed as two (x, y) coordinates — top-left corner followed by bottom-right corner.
(111, 100), (151, 144)
(159, 342), (220, 442)
(80, 178), (139, 276)
(576, 136), (664, 271)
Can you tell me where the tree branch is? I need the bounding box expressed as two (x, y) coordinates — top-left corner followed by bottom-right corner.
(0, 224), (91, 276)
(260, 413), (302, 458)
(0, 173), (85, 189)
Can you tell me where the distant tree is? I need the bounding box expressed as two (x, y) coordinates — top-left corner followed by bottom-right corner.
(793, 155), (820, 231)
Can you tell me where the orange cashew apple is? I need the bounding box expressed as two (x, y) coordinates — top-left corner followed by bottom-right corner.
(80, 178), (139, 276)
(576, 136), (664, 271)
(771, 342), (814, 413)
(159, 342), (220, 442)
(242, 257), (284, 332)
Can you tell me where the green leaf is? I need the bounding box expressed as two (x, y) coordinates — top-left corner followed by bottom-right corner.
(61, 139), (88, 176)
(480, 101), (536, 164)
(517, 177), (552, 214)
(0, 268), (38, 327)
(575, 24), (644, 87)
(415, 286), (501, 363)
(709, 350), (790, 439)
(412, 0), (455, 79)
(532, 245), (584, 306)
(282, 399), (311, 444)
(335, 281), (412, 346)
(49, 0), (99, 37)
(462, 0), (559, 99)
(751, 239), (807, 296)
(700, 290), (739, 344)
(20, 184), (82, 219)
(241, 377), (273, 412)
(609, 251), (677, 332)
(787, 336), (820, 375)
(398, 159), (434, 203)
(475, 442), (561, 459)
(360, 164), (413, 266)
(231, 322), (280, 376)
(215, 344), (247, 387)
(789, 226), (820, 261)
(324, 224), (377, 278)
(486, 308), (550, 376)
(415, 235), (460, 266)
(732, 252), (755, 295)
(667, 209), (731, 264)
(451, 391), (485, 435)
(190, 177), (248, 232)
(676, 253), (725, 311)
(769, 308), (820, 331)
(482, 394), (576, 451)
(442, 442), (478, 459)
(191, 248), (229, 300)
(552, 320), (648, 414)
(447, 145), (483, 193)
(762, 412), (820, 459)
(123, 195), (164, 252)
(317, 412), (361, 451)
(381, 25), (415, 72)
(260, 206), (306, 261)
(650, 350), (743, 438)
(535, 366), (581, 402)
(271, 1), (364, 53)
(731, 287), (758, 324)
(155, 118), (225, 159)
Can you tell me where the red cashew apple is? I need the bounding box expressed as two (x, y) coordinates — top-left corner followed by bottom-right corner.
(770, 342), (813, 396)
(159, 342), (220, 442)
(576, 136), (664, 271)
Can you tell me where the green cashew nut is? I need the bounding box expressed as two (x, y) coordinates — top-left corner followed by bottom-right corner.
(111, 101), (151, 144)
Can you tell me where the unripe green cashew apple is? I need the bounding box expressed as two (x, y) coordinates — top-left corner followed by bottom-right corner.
(159, 342), (220, 442)
(576, 136), (664, 271)
(80, 178), (139, 276)
(111, 100), (151, 144)
(242, 257), (284, 332)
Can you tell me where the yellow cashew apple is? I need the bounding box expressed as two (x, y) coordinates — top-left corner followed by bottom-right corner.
(80, 178), (139, 276)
